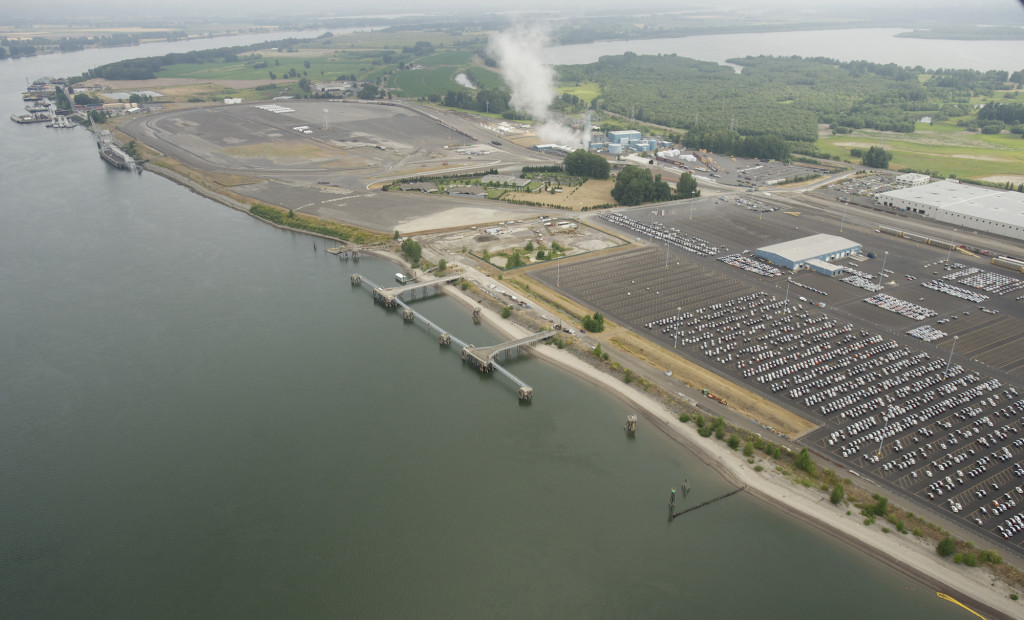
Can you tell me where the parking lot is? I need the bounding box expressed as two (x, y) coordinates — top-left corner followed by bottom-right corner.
(533, 198), (1024, 554)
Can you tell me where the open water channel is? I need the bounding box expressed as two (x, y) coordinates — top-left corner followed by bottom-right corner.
(0, 33), (973, 618)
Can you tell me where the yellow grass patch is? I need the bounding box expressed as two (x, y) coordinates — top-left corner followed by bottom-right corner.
(981, 175), (1024, 184)
(503, 178), (615, 210)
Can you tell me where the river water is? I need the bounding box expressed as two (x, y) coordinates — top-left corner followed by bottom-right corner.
(545, 28), (1024, 72)
(0, 34), (968, 618)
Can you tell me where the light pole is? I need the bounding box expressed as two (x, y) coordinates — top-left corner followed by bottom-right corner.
(945, 335), (958, 377)
(840, 201), (847, 233)
(556, 256), (560, 288)
(690, 198), (695, 221)
(945, 229), (957, 264)
(784, 277), (792, 311)
(674, 307), (681, 348)
(879, 250), (888, 283)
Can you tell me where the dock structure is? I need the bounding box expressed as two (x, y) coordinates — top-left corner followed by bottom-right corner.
(369, 274), (462, 308)
(351, 273), (545, 400)
(461, 332), (554, 372)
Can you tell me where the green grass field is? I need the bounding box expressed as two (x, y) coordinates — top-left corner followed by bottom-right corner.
(392, 66), (462, 97)
(417, 50), (473, 66)
(155, 55), (367, 82)
(817, 120), (1024, 181)
(466, 66), (504, 90)
(557, 81), (601, 105)
(315, 30), (475, 51)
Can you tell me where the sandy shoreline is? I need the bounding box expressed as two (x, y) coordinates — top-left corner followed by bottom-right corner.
(441, 271), (1023, 620)
(134, 156), (1021, 616)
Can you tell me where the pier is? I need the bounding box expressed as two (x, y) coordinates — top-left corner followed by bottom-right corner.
(351, 273), (549, 400)
(669, 485), (746, 521)
(460, 332), (554, 372)
(367, 274), (462, 308)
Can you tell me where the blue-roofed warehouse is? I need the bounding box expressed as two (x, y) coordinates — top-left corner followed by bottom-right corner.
(755, 234), (861, 275)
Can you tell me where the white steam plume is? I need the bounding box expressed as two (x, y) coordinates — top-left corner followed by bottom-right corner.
(488, 24), (587, 149)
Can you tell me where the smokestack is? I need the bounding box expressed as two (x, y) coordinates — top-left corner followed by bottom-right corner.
(584, 110), (592, 150)
(489, 25), (587, 150)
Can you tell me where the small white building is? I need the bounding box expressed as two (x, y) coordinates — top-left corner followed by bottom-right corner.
(224, 98), (243, 105)
(895, 173), (931, 187)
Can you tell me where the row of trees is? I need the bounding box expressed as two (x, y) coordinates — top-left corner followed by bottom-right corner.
(682, 128), (791, 161)
(432, 88), (513, 115)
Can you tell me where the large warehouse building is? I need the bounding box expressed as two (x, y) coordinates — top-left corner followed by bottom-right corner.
(875, 180), (1024, 241)
(756, 234), (862, 275)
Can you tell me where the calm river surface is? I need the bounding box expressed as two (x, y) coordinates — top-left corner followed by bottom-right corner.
(0, 34), (967, 618)
(546, 28), (1024, 72)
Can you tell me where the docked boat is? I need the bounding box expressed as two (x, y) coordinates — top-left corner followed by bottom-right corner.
(47, 115), (76, 128)
(10, 113), (49, 124)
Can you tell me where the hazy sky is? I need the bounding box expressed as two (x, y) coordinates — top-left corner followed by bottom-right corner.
(4, 0), (1023, 22)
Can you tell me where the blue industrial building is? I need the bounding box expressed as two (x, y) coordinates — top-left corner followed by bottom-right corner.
(606, 130), (642, 145)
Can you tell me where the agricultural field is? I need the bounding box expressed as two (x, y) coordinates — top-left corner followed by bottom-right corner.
(465, 66), (504, 90)
(817, 120), (1024, 183)
(315, 30), (481, 51)
(392, 66), (463, 97)
(154, 54), (366, 82)
(417, 50), (473, 67)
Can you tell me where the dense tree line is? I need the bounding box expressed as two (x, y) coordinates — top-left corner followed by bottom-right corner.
(439, 87), (511, 115)
(611, 166), (671, 206)
(558, 53), (1021, 148)
(682, 128), (791, 161)
(77, 37), (310, 81)
(978, 101), (1024, 124)
(563, 150), (610, 179)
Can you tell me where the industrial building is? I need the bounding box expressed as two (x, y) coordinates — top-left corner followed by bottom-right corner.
(606, 130), (642, 145)
(895, 173), (931, 187)
(875, 180), (1024, 241)
(755, 234), (862, 275)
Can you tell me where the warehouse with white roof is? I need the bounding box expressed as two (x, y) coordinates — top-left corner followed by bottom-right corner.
(755, 234), (861, 275)
(875, 180), (1024, 241)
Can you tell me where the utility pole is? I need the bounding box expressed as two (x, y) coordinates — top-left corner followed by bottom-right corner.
(945, 336), (958, 377)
